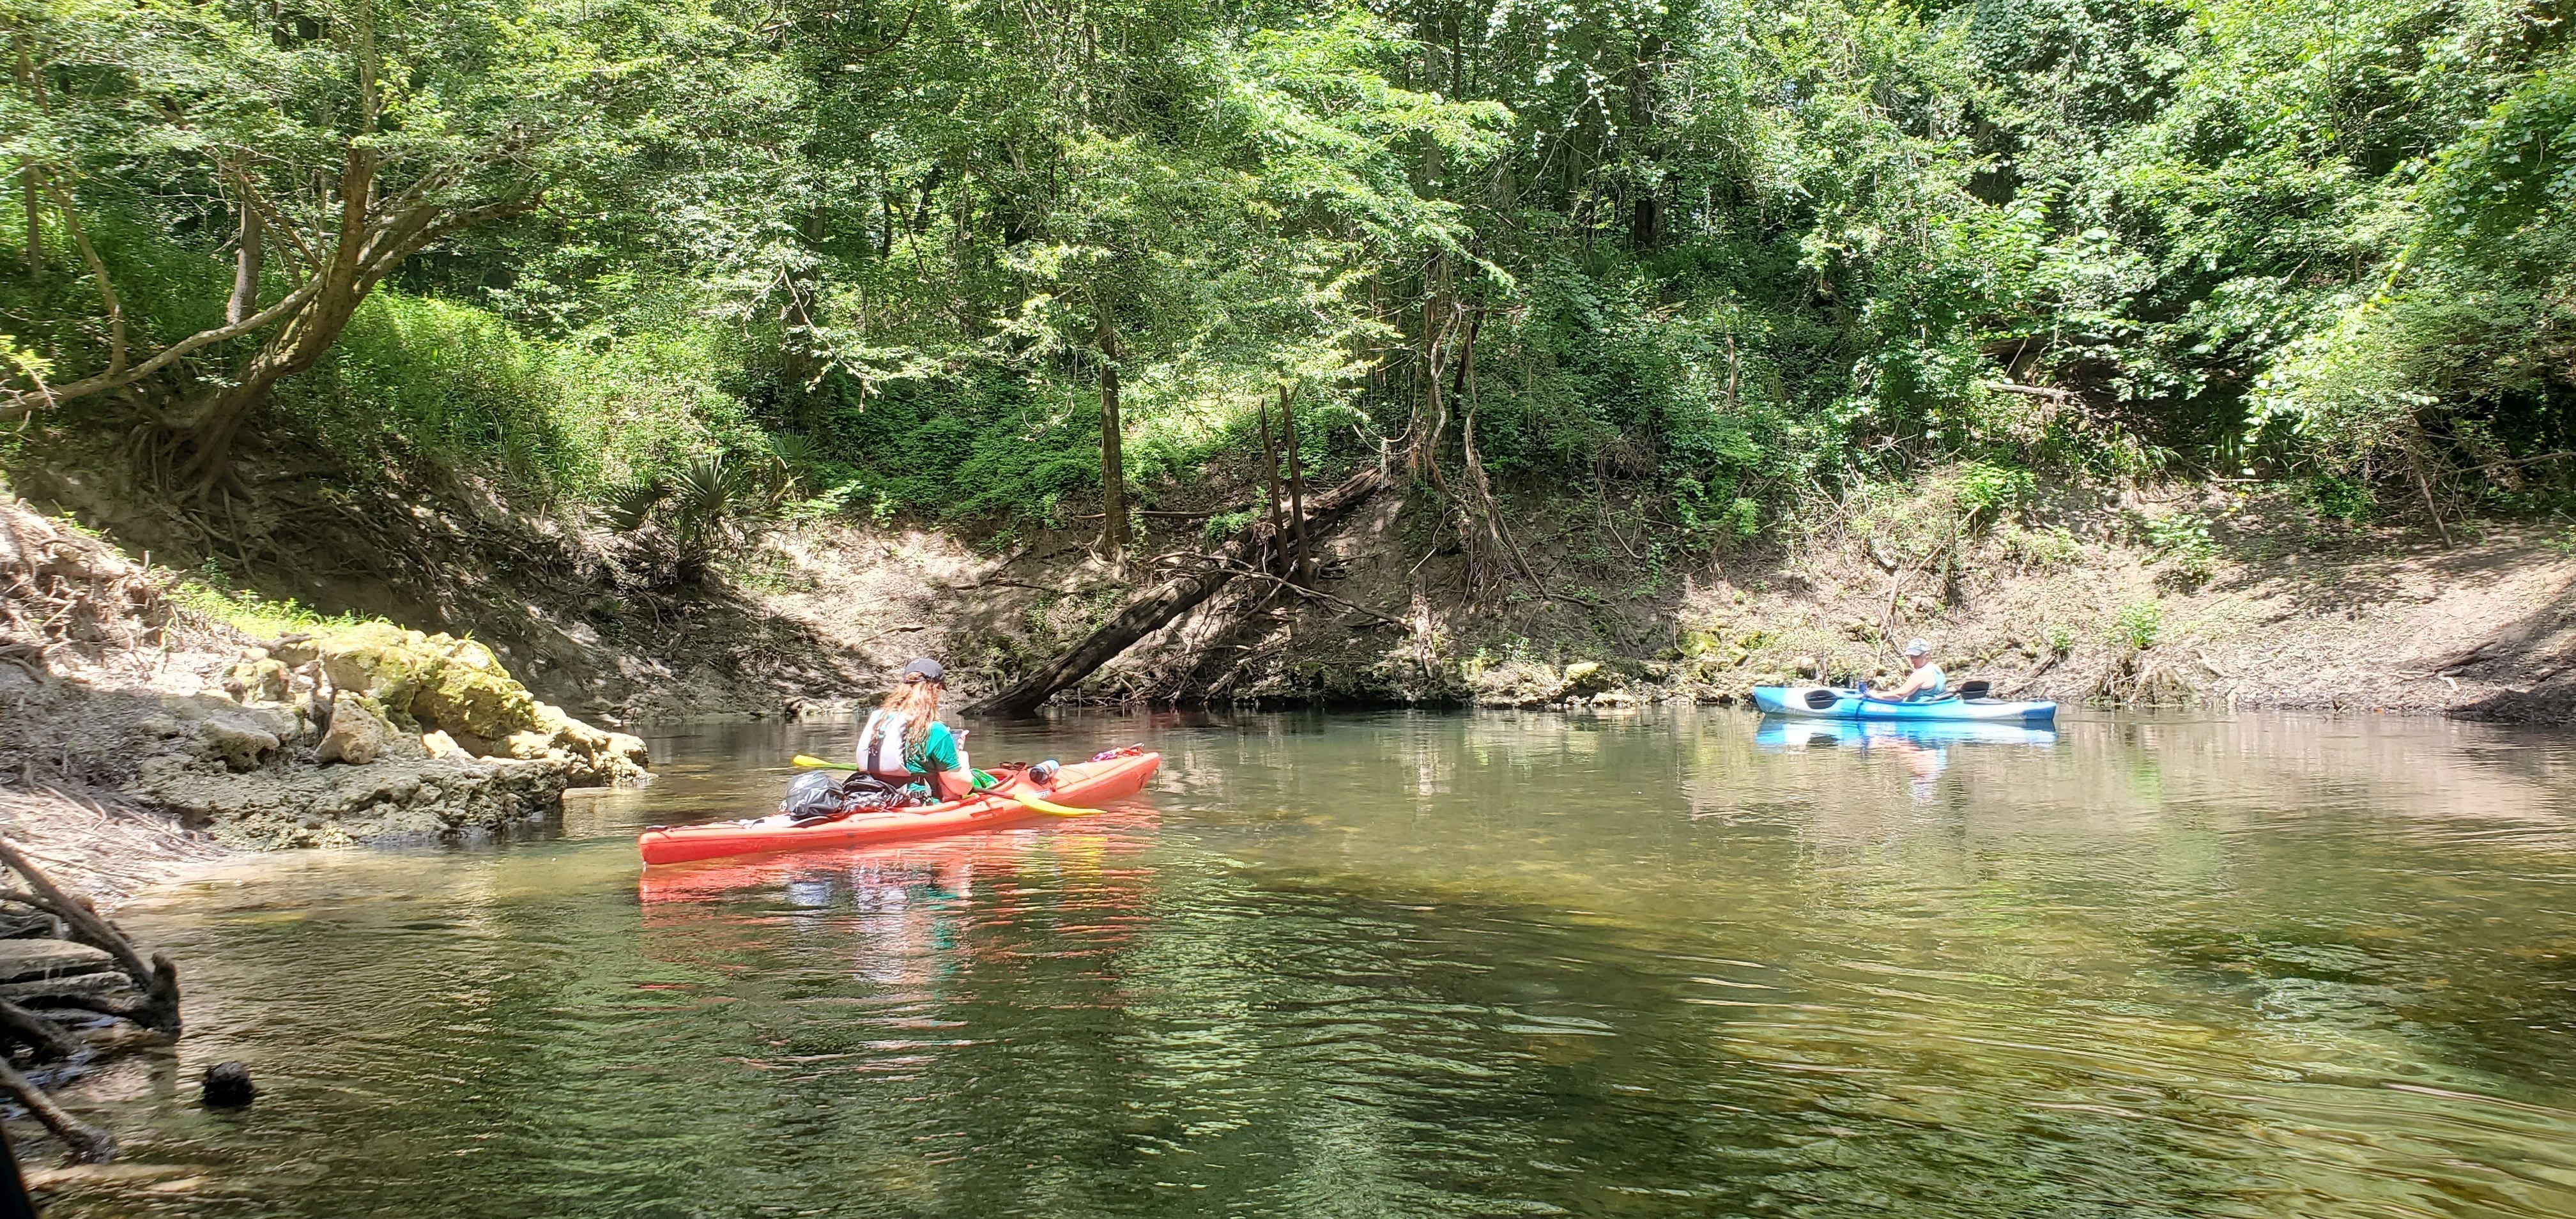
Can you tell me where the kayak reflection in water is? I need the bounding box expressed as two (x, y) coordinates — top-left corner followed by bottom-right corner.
(857, 657), (982, 802)
(1873, 733), (1947, 802)
(1754, 718), (2067, 804)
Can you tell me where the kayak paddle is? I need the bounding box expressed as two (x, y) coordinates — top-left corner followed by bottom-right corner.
(788, 755), (1100, 818)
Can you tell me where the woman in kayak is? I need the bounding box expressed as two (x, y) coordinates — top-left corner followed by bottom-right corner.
(1865, 638), (1947, 701)
(858, 658), (976, 800)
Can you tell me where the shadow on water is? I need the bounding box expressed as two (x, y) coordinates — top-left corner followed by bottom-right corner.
(28, 707), (2576, 1217)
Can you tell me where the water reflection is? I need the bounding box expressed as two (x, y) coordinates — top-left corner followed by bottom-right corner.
(29, 708), (2576, 1218)
(1756, 716), (2060, 801)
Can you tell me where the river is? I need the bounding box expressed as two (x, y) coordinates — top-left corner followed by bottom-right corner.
(30, 709), (2576, 1216)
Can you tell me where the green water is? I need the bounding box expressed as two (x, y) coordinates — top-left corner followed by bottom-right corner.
(28, 709), (2576, 1217)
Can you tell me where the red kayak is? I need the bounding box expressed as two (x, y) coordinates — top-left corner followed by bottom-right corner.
(636, 749), (1162, 866)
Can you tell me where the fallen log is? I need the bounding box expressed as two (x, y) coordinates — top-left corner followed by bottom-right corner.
(969, 467), (1387, 717)
(0, 833), (183, 1162)
(0, 837), (178, 1037)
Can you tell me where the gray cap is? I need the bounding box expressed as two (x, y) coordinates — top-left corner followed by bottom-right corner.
(901, 657), (945, 682)
(1903, 638), (1932, 657)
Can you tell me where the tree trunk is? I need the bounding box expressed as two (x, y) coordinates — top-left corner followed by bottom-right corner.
(1457, 314), (1544, 599)
(1096, 314), (1126, 563)
(178, 146), (381, 488)
(1414, 296), (1453, 494)
(18, 165), (34, 283)
(1627, 36), (1666, 252)
(15, 34), (38, 285)
(227, 192), (262, 325)
(1256, 396), (1285, 571)
(968, 467), (1386, 717)
(1279, 383), (1310, 581)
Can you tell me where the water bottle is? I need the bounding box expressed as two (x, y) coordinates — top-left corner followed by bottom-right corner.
(1029, 759), (1061, 786)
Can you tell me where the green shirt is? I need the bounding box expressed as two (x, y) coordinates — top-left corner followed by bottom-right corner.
(909, 721), (960, 774)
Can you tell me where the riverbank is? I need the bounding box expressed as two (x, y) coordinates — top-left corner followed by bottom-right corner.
(13, 445), (2576, 734)
(536, 470), (2576, 724)
(1, 491), (650, 896)
(8, 440), (2573, 906)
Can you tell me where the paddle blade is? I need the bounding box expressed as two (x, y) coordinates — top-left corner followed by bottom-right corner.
(1010, 792), (1100, 817)
(1805, 687), (1840, 710)
(792, 755), (857, 770)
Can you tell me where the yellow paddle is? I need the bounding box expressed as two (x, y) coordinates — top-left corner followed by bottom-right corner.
(789, 755), (1101, 818)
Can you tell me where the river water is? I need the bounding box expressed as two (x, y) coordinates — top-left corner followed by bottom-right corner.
(29, 709), (2576, 1217)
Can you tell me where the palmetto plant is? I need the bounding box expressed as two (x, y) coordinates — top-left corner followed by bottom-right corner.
(602, 448), (795, 586)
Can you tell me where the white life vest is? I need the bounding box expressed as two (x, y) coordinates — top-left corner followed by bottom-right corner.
(857, 710), (912, 776)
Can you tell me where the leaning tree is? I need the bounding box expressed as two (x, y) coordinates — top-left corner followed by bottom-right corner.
(2, 0), (689, 492)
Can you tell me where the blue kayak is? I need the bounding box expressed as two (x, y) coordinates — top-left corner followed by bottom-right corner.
(1751, 685), (2057, 723)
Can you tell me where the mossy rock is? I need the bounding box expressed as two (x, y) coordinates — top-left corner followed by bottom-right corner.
(315, 624), (542, 743)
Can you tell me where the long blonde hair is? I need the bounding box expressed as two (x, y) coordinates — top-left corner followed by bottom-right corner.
(878, 673), (943, 756)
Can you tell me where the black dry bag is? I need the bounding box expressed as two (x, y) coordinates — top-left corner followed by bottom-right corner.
(780, 770), (846, 823)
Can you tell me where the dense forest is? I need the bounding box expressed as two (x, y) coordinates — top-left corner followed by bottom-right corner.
(6, 0), (2575, 569)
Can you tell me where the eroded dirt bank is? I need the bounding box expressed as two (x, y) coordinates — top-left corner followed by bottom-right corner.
(0, 493), (647, 897)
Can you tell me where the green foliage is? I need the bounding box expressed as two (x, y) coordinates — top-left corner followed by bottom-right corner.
(276, 291), (758, 499)
(15, 0), (2576, 546)
(169, 567), (387, 639)
(1204, 509), (1260, 543)
(2304, 474), (2377, 521)
(2003, 523), (2083, 571)
(2142, 512), (2220, 580)
(2114, 601), (2165, 650)
(1958, 461), (2039, 523)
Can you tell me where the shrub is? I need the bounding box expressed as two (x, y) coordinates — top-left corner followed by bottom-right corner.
(1957, 459), (2038, 523)
(2002, 523), (2083, 570)
(2142, 512), (2219, 581)
(2113, 601), (2163, 650)
(282, 291), (758, 500)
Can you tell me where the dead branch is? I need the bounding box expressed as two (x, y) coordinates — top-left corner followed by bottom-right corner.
(1200, 558), (1409, 629)
(0, 1055), (112, 1162)
(0, 835), (178, 1036)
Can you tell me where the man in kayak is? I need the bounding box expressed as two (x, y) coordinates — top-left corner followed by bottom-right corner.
(1865, 638), (1947, 702)
(858, 658), (978, 801)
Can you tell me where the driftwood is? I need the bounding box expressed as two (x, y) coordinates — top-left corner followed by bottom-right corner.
(969, 467), (1386, 716)
(0, 834), (183, 1162)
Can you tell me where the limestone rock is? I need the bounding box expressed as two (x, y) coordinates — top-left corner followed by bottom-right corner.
(1562, 661), (1616, 696)
(1466, 661), (1573, 708)
(188, 710), (282, 773)
(226, 657), (293, 704)
(314, 691), (402, 765)
(305, 624), (639, 785)
(421, 730), (463, 759)
(126, 753), (574, 850)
